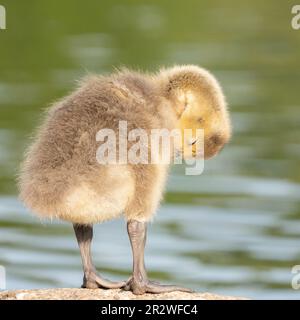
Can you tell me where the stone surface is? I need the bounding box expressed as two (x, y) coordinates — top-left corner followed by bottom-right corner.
(0, 288), (246, 300)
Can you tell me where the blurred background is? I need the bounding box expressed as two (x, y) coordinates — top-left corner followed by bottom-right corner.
(0, 0), (300, 299)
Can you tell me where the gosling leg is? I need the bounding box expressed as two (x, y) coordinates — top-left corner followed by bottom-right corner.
(124, 220), (193, 295)
(73, 224), (126, 289)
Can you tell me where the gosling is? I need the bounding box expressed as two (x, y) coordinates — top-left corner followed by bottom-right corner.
(19, 65), (231, 294)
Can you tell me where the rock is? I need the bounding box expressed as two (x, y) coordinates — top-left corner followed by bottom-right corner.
(0, 288), (246, 300)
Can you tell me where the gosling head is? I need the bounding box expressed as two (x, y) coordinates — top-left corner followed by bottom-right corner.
(158, 65), (231, 160)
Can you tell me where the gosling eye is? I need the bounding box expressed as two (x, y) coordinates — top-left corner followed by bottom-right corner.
(188, 137), (198, 145)
(197, 117), (204, 123)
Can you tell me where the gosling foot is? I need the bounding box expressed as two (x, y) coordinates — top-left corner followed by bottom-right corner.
(82, 271), (126, 289)
(124, 276), (193, 295)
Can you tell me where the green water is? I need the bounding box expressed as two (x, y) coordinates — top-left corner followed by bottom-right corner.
(0, 0), (300, 298)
